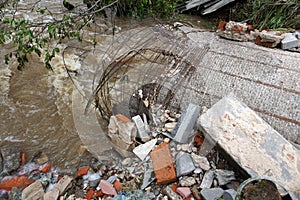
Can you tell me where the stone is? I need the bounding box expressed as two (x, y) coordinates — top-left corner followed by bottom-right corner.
(98, 180), (116, 196)
(251, 31), (284, 47)
(22, 180), (44, 200)
(132, 115), (150, 142)
(215, 169), (235, 185)
(106, 175), (117, 184)
(194, 168), (203, 174)
(133, 139), (157, 161)
(179, 176), (196, 187)
(36, 152), (49, 165)
(200, 170), (214, 189)
(199, 93), (300, 195)
(44, 187), (60, 200)
(54, 175), (73, 195)
(1, 148), (20, 173)
(191, 153), (210, 171)
(88, 173), (101, 188)
(141, 169), (155, 189)
(165, 122), (177, 132)
(121, 158), (132, 166)
(176, 187), (191, 199)
(108, 115), (137, 155)
(281, 33), (298, 49)
(164, 186), (183, 200)
(150, 142), (177, 184)
(223, 189), (237, 200)
(176, 152), (195, 177)
(200, 187), (224, 200)
(143, 113), (151, 133)
(173, 103), (201, 143)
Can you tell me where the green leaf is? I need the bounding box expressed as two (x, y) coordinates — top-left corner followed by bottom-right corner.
(2, 18), (11, 24)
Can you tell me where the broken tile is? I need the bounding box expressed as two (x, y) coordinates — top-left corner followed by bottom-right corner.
(281, 33), (298, 49)
(199, 93), (300, 195)
(200, 187), (224, 200)
(22, 180), (44, 200)
(132, 115), (150, 142)
(200, 170), (214, 189)
(133, 139), (157, 161)
(150, 142), (177, 184)
(215, 169), (235, 186)
(176, 187), (191, 199)
(176, 152), (195, 177)
(191, 153), (210, 171)
(99, 180), (116, 196)
(173, 103), (201, 143)
(141, 169), (155, 190)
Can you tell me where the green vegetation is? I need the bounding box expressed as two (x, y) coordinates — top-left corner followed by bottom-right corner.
(232, 0), (300, 30)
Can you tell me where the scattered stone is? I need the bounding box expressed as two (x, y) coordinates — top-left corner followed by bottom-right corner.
(281, 33), (298, 49)
(121, 158), (132, 166)
(21, 180), (44, 200)
(215, 169), (235, 186)
(54, 175), (73, 195)
(36, 152), (49, 165)
(108, 115), (137, 156)
(176, 152), (195, 177)
(199, 93), (300, 195)
(193, 168), (203, 174)
(223, 189), (237, 200)
(191, 153), (210, 171)
(141, 169), (155, 190)
(44, 187), (60, 200)
(150, 142), (177, 184)
(143, 113), (151, 133)
(88, 173), (101, 188)
(191, 185), (201, 200)
(132, 115), (151, 142)
(200, 170), (214, 189)
(176, 187), (191, 199)
(164, 186), (183, 200)
(133, 139), (157, 161)
(200, 187), (224, 200)
(106, 175), (117, 184)
(165, 122), (177, 132)
(99, 180), (116, 196)
(179, 177), (196, 187)
(173, 103), (201, 143)
(1, 148), (21, 173)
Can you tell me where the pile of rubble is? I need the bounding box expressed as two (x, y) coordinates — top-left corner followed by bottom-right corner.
(0, 93), (299, 200)
(217, 21), (300, 51)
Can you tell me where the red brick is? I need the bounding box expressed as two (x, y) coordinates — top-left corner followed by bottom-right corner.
(77, 166), (89, 177)
(115, 114), (131, 123)
(96, 190), (104, 198)
(194, 135), (204, 147)
(217, 21), (227, 31)
(255, 36), (273, 47)
(150, 142), (177, 184)
(21, 152), (26, 166)
(85, 188), (95, 200)
(0, 175), (34, 190)
(170, 184), (178, 192)
(39, 162), (51, 173)
(113, 180), (122, 193)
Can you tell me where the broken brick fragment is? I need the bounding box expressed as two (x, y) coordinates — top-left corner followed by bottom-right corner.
(77, 166), (89, 177)
(194, 135), (204, 147)
(39, 162), (51, 173)
(20, 152), (26, 166)
(217, 21), (227, 31)
(150, 142), (177, 184)
(0, 175), (34, 190)
(113, 180), (122, 193)
(170, 184), (179, 192)
(115, 114), (131, 123)
(85, 188), (95, 200)
(96, 190), (104, 198)
(255, 36), (273, 48)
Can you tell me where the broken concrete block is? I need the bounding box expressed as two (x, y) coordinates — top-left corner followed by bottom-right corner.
(215, 169), (235, 185)
(199, 93), (300, 196)
(281, 33), (298, 49)
(150, 142), (177, 184)
(223, 189), (237, 200)
(176, 152), (195, 177)
(44, 188), (59, 200)
(132, 115), (150, 142)
(200, 187), (224, 200)
(173, 103), (201, 143)
(251, 31), (284, 47)
(54, 175), (73, 195)
(108, 115), (137, 155)
(200, 170), (214, 189)
(22, 180), (44, 200)
(191, 153), (211, 171)
(133, 139), (157, 161)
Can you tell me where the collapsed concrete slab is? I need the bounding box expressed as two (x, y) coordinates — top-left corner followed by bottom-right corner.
(198, 93), (300, 197)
